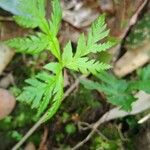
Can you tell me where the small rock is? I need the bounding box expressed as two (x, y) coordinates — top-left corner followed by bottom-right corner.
(0, 88), (16, 120)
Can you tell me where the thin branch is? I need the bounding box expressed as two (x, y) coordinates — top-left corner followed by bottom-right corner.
(138, 113), (150, 124)
(12, 75), (86, 150)
(72, 117), (104, 150)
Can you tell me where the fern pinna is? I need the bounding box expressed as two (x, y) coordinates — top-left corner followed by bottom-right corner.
(5, 0), (114, 122)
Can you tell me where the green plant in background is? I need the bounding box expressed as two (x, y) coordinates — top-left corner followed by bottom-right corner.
(90, 135), (121, 150)
(126, 13), (150, 49)
(3, 0), (115, 122)
(81, 65), (150, 111)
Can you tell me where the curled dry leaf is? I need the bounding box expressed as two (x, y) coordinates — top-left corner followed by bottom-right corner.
(0, 88), (16, 120)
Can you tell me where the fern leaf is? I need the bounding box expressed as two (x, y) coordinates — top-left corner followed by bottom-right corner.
(44, 62), (62, 74)
(6, 33), (49, 54)
(62, 41), (73, 66)
(14, 16), (40, 28)
(62, 15), (114, 75)
(18, 68), (64, 118)
(66, 57), (110, 74)
(12, 0), (46, 29)
(81, 72), (136, 111)
(74, 34), (86, 58)
(17, 72), (55, 109)
(47, 36), (61, 60)
(49, 0), (62, 37)
(44, 72), (63, 122)
(75, 15), (114, 58)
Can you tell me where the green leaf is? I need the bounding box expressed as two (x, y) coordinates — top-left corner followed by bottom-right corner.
(17, 72), (56, 109)
(12, 0), (46, 29)
(6, 33), (49, 54)
(130, 65), (150, 93)
(44, 0), (62, 60)
(44, 72), (64, 121)
(44, 62), (62, 74)
(62, 15), (114, 75)
(74, 15), (115, 58)
(49, 0), (62, 37)
(81, 72), (136, 111)
(66, 57), (110, 74)
(137, 65), (150, 80)
(74, 34), (86, 58)
(62, 41), (73, 66)
(18, 69), (64, 119)
(14, 15), (40, 29)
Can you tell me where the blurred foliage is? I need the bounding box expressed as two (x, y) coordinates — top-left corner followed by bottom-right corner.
(126, 13), (150, 49)
(81, 65), (150, 111)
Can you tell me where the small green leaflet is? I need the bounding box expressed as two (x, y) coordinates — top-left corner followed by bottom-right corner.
(18, 72), (54, 109)
(74, 15), (115, 58)
(44, 72), (63, 121)
(66, 57), (110, 74)
(49, 0), (62, 37)
(18, 70), (64, 118)
(13, 0), (46, 29)
(6, 33), (49, 54)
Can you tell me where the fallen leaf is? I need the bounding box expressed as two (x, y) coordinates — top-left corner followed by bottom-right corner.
(114, 41), (150, 77)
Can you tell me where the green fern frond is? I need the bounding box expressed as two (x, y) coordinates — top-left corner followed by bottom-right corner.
(81, 72), (136, 111)
(66, 57), (110, 74)
(44, 72), (63, 121)
(18, 72), (55, 109)
(14, 16), (40, 28)
(3, 0), (115, 121)
(6, 33), (49, 54)
(49, 0), (62, 37)
(44, 62), (62, 74)
(74, 15), (115, 58)
(62, 15), (114, 75)
(13, 0), (46, 29)
(18, 70), (63, 118)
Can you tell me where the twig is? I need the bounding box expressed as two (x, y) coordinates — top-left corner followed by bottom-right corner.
(12, 75), (86, 150)
(138, 113), (150, 124)
(72, 118), (104, 150)
(78, 121), (109, 141)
